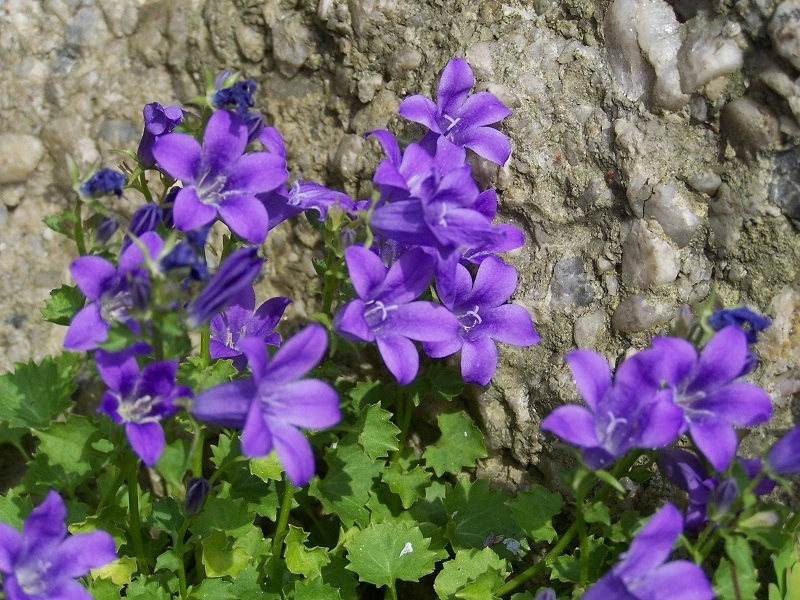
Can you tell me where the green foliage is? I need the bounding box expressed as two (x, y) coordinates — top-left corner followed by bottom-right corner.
(444, 478), (520, 552)
(423, 411), (488, 477)
(356, 403), (400, 460)
(41, 284), (85, 325)
(714, 536), (759, 600)
(178, 357), (238, 392)
(508, 485), (564, 544)
(434, 548), (508, 599)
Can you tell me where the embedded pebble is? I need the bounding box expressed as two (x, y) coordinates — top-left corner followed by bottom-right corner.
(466, 42), (499, 78)
(0, 134), (45, 185)
(272, 14), (314, 77)
(621, 220), (680, 288)
(688, 171), (722, 195)
(611, 294), (674, 332)
(573, 310), (605, 348)
(549, 257), (594, 308)
(678, 18), (743, 94)
(643, 184), (700, 248)
(388, 45), (422, 79)
(720, 97), (781, 164)
(333, 134), (365, 182)
(769, 1), (800, 72)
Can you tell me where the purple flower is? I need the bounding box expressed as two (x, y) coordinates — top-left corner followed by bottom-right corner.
(184, 477), (211, 515)
(186, 247), (263, 328)
(96, 346), (190, 466)
(767, 424), (800, 475)
(137, 102), (183, 169)
(541, 349), (684, 469)
(659, 448), (775, 532)
(191, 324), (340, 486)
(159, 227), (210, 284)
(120, 202), (162, 252)
(423, 257), (539, 385)
(583, 503), (714, 600)
(333, 246), (460, 385)
(210, 286), (291, 370)
(398, 58), (512, 165)
(80, 168), (126, 199)
(707, 306), (770, 344)
(212, 77), (257, 117)
(644, 327), (773, 471)
(64, 232), (163, 351)
(0, 490), (117, 600)
(94, 216), (119, 245)
(152, 109), (288, 244)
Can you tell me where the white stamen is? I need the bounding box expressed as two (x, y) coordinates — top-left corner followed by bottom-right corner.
(443, 114), (461, 134)
(605, 411), (628, 437)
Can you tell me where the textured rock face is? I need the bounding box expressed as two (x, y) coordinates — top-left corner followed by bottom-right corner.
(1, 0), (798, 488)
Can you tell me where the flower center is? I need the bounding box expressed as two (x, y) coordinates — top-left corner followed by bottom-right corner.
(100, 287), (132, 324)
(196, 172), (228, 206)
(363, 300), (397, 329)
(459, 306), (482, 331)
(442, 114), (461, 135)
(16, 557), (51, 596)
(604, 411), (628, 438)
(115, 393), (162, 424)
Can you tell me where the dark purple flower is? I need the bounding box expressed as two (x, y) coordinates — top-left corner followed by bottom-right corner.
(398, 58), (512, 165)
(583, 503), (714, 600)
(80, 168), (126, 199)
(541, 349), (684, 469)
(94, 216), (119, 245)
(707, 306), (771, 344)
(159, 227), (210, 284)
(64, 232), (163, 351)
(186, 247), (263, 328)
(210, 286), (291, 370)
(192, 324), (340, 486)
(643, 327), (773, 471)
(121, 202), (162, 252)
(333, 246), (460, 385)
(152, 109), (288, 244)
(0, 490), (117, 600)
(243, 111), (265, 144)
(137, 102), (183, 168)
(184, 477), (211, 515)
(767, 424), (800, 475)
(423, 257), (539, 385)
(160, 186), (179, 229)
(212, 77), (257, 117)
(96, 346), (190, 466)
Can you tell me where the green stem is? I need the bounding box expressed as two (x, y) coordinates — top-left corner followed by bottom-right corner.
(200, 323), (210, 366)
(191, 419), (205, 478)
(174, 518), (192, 599)
(151, 309), (164, 361)
(392, 390), (413, 463)
(272, 476), (295, 559)
(321, 249), (338, 317)
(73, 199), (87, 256)
(126, 457), (149, 573)
(138, 172), (154, 203)
(785, 508), (800, 533)
(387, 580), (398, 600)
(576, 487), (589, 588)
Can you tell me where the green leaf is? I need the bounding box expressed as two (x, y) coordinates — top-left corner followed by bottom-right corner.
(383, 461), (432, 509)
(190, 496), (254, 540)
(320, 555), (360, 600)
(285, 525), (331, 578)
(202, 529), (253, 578)
(714, 536), (759, 600)
(0, 489), (33, 528)
(584, 501), (611, 526)
(344, 520), (439, 588)
(250, 452), (283, 482)
(357, 403), (400, 460)
(406, 363), (465, 406)
(308, 434), (382, 527)
(188, 578), (236, 600)
(434, 548), (509, 600)
(293, 577), (342, 600)
(210, 433), (236, 468)
(149, 498), (183, 542)
(507, 485), (563, 544)
(444, 479), (519, 551)
(125, 577), (171, 600)
(177, 357), (238, 393)
(43, 210), (77, 237)
(41, 284), (85, 325)
(423, 411), (487, 477)
(346, 380), (386, 413)
(155, 550), (183, 573)
(29, 415), (104, 493)
(550, 536), (610, 583)
(231, 564), (273, 600)
(455, 567), (506, 599)
(154, 438), (191, 491)
(772, 536), (799, 596)
(0, 353), (81, 429)
(91, 555), (139, 586)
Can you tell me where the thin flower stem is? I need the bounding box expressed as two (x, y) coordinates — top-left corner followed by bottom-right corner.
(576, 487), (589, 588)
(200, 322), (211, 366)
(138, 172), (154, 203)
(151, 309), (164, 361)
(272, 476), (295, 559)
(785, 508), (800, 533)
(191, 420), (205, 478)
(174, 518), (192, 599)
(391, 389), (413, 463)
(73, 199), (87, 256)
(321, 249), (338, 316)
(387, 580), (399, 600)
(125, 457), (149, 573)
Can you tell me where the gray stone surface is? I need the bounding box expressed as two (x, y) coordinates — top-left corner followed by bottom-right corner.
(0, 0), (798, 489)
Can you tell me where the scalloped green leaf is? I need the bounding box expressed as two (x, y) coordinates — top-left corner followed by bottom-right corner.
(285, 525), (331, 578)
(344, 520), (438, 588)
(444, 479), (519, 551)
(423, 411), (487, 477)
(434, 548), (509, 600)
(41, 284), (85, 325)
(382, 461), (431, 509)
(293, 576), (342, 600)
(507, 485), (563, 544)
(177, 357), (238, 393)
(357, 403), (400, 460)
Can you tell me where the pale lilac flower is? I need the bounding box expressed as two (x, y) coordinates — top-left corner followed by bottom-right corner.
(643, 327), (773, 471)
(423, 257), (539, 385)
(152, 109), (288, 244)
(210, 286), (291, 370)
(541, 349), (684, 469)
(96, 345), (190, 466)
(583, 503), (714, 600)
(191, 324), (340, 486)
(64, 232), (163, 351)
(186, 247), (263, 328)
(398, 58), (512, 165)
(767, 424), (800, 475)
(333, 246), (460, 385)
(137, 102), (183, 168)
(0, 490), (117, 600)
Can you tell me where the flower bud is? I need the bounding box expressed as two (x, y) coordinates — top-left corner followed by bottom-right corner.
(708, 478), (738, 521)
(184, 477), (211, 515)
(94, 216), (119, 245)
(738, 511), (779, 529)
(80, 168), (126, 199)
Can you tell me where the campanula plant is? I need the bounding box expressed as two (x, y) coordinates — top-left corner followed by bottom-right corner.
(0, 60), (798, 600)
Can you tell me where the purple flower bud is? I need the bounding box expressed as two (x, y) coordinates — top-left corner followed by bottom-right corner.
(137, 102), (183, 168)
(212, 77), (257, 117)
(708, 478), (738, 521)
(80, 168), (126, 199)
(187, 247), (263, 328)
(94, 216), (119, 245)
(767, 424), (800, 475)
(160, 187), (179, 229)
(534, 589), (556, 600)
(708, 306), (771, 344)
(129, 274), (152, 313)
(121, 202), (162, 251)
(244, 111), (265, 144)
(213, 69), (236, 90)
(184, 477), (211, 515)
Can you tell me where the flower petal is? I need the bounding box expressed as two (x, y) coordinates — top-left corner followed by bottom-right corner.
(192, 380), (256, 428)
(152, 133), (202, 182)
(466, 256), (517, 309)
(333, 299), (374, 342)
(250, 296), (291, 338)
(0, 523), (21, 571)
(271, 421), (316, 487)
(202, 109), (248, 176)
(690, 326), (748, 391)
(637, 400), (684, 448)
(460, 335), (499, 385)
(377, 248), (436, 305)
(456, 126), (511, 165)
(382, 302), (459, 343)
(173, 187), (218, 232)
(218, 193), (269, 244)
(689, 417), (738, 471)
(366, 129), (402, 165)
(479, 304), (539, 347)
(398, 95), (441, 133)
(23, 490), (67, 555)
(95, 350), (140, 397)
(227, 152), (287, 194)
(767, 424), (800, 475)
(126, 422), (165, 467)
(437, 58), (474, 115)
(565, 350), (611, 412)
(237, 336), (270, 382)
(269, 379), (340, 429)
(376, 334), (420, 385)
(620, 503), (682, 578)
(241, 401), (273, 457)
(692, 382), (772, 427)
(57, 530), (118, 577)
(370, 199), (434, 246)
(345, 246), (388, 300)
(540, 405), (600, 447)
(63, 303), (108, 351)
(70, 256), (116, 300)
(457, 91), (512, 128)
(264, 324), (327, 384)
(631, 560), (714, 600)
(42, 578), (94, 600)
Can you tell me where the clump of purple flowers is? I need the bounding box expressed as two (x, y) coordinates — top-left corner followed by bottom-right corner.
(80, 168), (126, 199)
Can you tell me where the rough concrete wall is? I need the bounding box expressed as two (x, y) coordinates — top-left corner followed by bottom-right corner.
(0, 0), (797, 488)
